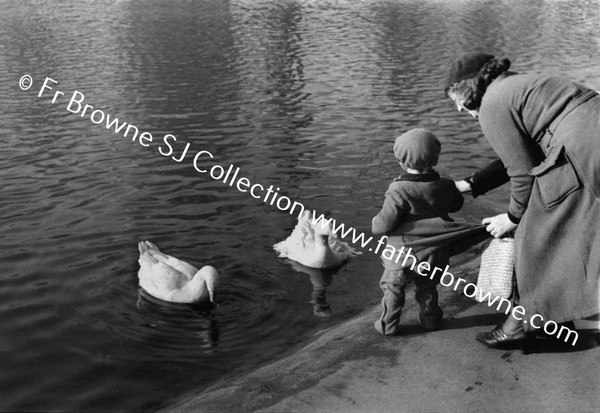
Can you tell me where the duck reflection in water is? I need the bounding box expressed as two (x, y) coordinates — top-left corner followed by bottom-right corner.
(136, 288), (220, 347)
(288, 260), (339, 318)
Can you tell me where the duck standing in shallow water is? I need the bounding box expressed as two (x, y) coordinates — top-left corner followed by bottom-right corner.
(274, 211), (360, 269)
(137, 241), (220, 304)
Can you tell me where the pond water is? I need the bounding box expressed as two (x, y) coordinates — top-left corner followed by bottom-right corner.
(1, 0), (599, 411)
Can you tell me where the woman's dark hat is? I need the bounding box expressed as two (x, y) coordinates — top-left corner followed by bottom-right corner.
(444, 53), (494, 90)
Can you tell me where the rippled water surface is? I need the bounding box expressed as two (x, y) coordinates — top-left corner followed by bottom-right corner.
(1, 0), (599, 411)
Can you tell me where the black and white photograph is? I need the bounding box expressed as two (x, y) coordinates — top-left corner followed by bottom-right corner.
(1, 0), (599, 411)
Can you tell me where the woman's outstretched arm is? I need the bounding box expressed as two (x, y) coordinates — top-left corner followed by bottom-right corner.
(455, 158), (509, 196)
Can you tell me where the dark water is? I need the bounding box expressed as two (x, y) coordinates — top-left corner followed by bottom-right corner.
(1, 0), (599, 411)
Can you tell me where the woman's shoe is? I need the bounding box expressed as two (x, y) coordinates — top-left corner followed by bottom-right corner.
(476, 324), (528, 349)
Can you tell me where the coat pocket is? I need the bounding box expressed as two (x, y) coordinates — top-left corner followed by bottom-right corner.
(529, 145), (581, 208)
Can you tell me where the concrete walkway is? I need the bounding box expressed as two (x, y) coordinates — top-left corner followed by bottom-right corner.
(261, 307), (599, 413)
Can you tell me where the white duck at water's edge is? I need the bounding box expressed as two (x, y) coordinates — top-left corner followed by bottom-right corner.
(273, 211), (360, 269)
(137, 240), (220, 304)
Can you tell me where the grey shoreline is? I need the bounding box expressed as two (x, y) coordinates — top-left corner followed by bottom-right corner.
(162, 247), (599, 413)
(162, 255), (494, 412)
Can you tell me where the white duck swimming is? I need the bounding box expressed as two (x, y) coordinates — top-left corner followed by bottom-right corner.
(273, 210), (360, 269)
(137, 241), (220, 304)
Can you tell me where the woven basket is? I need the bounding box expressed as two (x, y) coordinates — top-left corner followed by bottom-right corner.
(475, 237), (514, 302)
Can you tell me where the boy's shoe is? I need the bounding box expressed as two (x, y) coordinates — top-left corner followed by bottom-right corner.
(419, 314), (443, 331)
(415, 288), (443, 330)
(374, 319), (402, 336)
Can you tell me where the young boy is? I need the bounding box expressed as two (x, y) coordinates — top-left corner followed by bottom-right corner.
(372, 128), (464, 335)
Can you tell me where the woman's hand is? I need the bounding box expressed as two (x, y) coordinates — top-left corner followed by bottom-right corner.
(454, 180), (472, 193)
(482, 213), (518, 238)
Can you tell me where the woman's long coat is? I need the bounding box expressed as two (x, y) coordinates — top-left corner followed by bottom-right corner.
(479, 73), (600, 325)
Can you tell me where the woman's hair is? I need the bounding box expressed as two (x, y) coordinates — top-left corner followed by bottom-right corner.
(446, 58), (511, 110)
